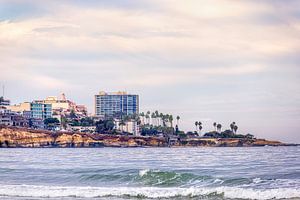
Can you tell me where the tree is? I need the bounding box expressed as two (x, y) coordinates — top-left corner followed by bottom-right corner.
(175, 125), (179, 134)
(95, 119), (115, 134)
(80, 117), (94, 126)
(195, 121), (199, 132)
(155, 111), (159, 126)
(123, 115), (130, 132)
(69, 109), (77, 119)
(165, 114), (170, 127)
(140, 112), (145, 124)
(44, 118), (60, 125)
(151, 112), (156, 126)
(230, 122), (235, 132)
(44, 118), (60, 130)
(146, 111), (151, 124)
(217, 124), (222, 133)
(119, 120), (126, 132)
(159, 113), (164, 126)
(169, 115), (173, 128)
(145, 114), (150, 125)
(198, 121), (202, 134)
(61, 116), (67, 130)
(213, 122), (217, 131)
(233, 125), (238, 134)
(176, 116), (180, 126)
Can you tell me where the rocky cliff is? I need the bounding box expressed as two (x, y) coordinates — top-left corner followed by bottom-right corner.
(0, 126), (165, 147)
(0, 126), (288, 148)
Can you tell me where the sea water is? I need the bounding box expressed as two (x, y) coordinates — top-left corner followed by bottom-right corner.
(0, 147), (299, 199)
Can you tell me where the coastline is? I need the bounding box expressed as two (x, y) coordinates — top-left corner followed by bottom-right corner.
(0, 126), (297, 148)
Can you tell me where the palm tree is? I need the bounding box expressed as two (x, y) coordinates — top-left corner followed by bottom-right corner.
(176, 116), (180, 127)
(145, 114), (150, 125)
(213, 122), (217, 132)
(159, 113), (164, 126)
(230, 122), (234, 132)
(155, 110), (159, 126)
(198, 121), (202, 134)
(61, 116), (67, 130)
(195, 121), (199, 132)
(199, 125), (203, 136)
(119, 120), (125, 132)
(151, 112), (156, 126)
(169, 115), (173, 128)
(217, 124), (222, 133)
(165, 114), (170, 127)
(233, 125), (238, 134)
(146, 111), (151, 124)
(140, 112), (145, 124)
(123, 115), (130, 132)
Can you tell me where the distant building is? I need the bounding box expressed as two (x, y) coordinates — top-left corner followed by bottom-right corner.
(114, 119), (140, 136)
(31, 102), (52, 120)
(0, 96), (10, 106)
(0, 105), (13, 126)
(29, 118), (44, 129)
(95, 91), (139, 118)
(11, 114), (28, 127)
(8, 102), (52, 120)
(35, 93), (87, 117)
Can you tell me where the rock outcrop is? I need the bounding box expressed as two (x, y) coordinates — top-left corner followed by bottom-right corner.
(0, 126), (165, 148)
(0, 126), (289, 148)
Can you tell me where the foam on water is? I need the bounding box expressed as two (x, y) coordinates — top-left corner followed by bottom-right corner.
(0, 184), (299, 199)
(139, 169), (150, 177)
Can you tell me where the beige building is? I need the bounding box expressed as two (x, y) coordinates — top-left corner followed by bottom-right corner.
(35, 94), (70, 110)
(8, 102), (31, 112)
(36, 93), (87, 116)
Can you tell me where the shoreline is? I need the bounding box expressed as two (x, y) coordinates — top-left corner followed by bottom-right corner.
(0, 126), (298, 148)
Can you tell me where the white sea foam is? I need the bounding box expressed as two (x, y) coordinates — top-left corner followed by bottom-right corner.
(253, 178), (262, 184)
(139, 169), (150, 177)
(0, 184), (299, 199)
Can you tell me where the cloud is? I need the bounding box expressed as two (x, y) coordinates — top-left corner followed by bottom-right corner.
(0, 0), (300, 142)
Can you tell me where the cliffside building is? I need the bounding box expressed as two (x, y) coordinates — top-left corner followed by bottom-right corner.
(8, 102), (52, 120)
(95, 91), (139, 118)
(0, 96), (10, 106)
(35, 93), (88, 118)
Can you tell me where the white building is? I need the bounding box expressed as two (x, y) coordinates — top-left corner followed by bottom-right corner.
(115, 119), (140, 136)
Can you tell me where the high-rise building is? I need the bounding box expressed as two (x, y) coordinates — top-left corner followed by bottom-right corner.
(95, 91), (139, 118)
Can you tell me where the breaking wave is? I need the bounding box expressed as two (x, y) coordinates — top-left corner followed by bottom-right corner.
(0, 184), (299, 199)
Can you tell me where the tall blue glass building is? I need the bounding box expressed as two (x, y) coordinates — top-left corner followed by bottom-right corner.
(95, 91), (139, 118)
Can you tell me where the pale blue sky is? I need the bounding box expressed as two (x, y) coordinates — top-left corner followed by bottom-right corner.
(0, 0), (300, 143)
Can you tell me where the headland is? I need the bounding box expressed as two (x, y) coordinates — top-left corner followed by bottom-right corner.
(0, 126), (295, 148)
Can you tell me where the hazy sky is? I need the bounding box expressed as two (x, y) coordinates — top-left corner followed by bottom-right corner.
(1, 0), (300, 143)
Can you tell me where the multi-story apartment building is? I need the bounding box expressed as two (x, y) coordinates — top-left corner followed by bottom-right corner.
(30, 102), (52, 120)
(0, 96), (10, 106)
(35, 93), (87, 117)
(8, 102), (52, 120)
(95, 91), (139, 118)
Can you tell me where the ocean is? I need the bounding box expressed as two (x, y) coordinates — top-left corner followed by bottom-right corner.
(0, 147), (299, 200)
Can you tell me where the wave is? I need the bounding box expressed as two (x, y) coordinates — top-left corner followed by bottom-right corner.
(78, 169), (217, 187)
(78, 169), (280, 188)
(0, 184), (299, 199)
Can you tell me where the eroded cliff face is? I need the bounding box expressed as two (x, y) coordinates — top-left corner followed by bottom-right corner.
(0, 126), (285, 148)
(0, 126), (166, 148)
(176, 138), (284, 147)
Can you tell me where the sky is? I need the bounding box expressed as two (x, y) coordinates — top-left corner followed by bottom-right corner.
(0, 0), (300, 143)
